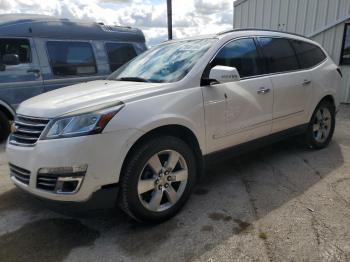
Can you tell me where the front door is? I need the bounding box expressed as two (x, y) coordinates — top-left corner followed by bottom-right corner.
(202, 38), (273, 153)
(0, 37), (44, 109)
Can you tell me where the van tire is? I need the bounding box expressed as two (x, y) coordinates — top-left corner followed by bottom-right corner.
(119, 136), (196, 223)
(0, 111), (10, 143)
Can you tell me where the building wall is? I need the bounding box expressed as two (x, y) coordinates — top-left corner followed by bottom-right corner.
(234, 0), (350, 102)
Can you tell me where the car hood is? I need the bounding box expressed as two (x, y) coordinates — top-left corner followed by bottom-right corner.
(17, 80), (165, 118)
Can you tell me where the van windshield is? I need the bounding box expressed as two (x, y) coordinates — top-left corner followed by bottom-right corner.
(108, 39), (216, 83)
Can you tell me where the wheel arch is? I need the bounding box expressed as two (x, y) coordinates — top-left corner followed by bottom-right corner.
(120, 124), (204, 184)
(0, 100), (15, 120)
(320, 94), (336, 108)
(308, 93), (337, 122)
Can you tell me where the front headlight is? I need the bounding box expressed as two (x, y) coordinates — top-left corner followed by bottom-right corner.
(42, 104), (124, 139)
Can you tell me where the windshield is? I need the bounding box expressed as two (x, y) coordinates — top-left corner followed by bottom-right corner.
(108, 38), (216, 83)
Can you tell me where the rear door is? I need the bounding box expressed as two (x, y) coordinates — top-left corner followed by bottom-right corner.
(257, 37), (312, 132)
(0, 37), (44, 108)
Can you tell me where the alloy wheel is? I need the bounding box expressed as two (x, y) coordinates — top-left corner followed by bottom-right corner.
(313, 107), (332, 143)
(137, 150), (188, 212)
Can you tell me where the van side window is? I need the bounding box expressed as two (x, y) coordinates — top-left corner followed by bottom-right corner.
(211, 38), (262, 78)
(290, 40), (326, 69)
(0, 38), (31, 64)
(105, 43), (137, 72)
(258, 37), (299, 74)
(47, 41), (97, 76)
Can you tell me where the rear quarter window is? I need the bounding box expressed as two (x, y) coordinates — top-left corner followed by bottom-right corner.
(290, 40), (326, 69)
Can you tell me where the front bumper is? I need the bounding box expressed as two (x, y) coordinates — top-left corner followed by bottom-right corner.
(6, 129), (140, 202)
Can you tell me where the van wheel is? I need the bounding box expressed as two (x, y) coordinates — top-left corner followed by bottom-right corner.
(305, 100), (335, 149)
(0, 111), (10, 143)
(119, 136), (196, 223)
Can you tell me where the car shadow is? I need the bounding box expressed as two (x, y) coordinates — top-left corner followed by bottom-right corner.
(0, 136), (345, 261)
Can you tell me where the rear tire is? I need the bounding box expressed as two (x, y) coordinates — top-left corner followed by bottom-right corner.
(119, 136), (196, 223)
(0, 111), (10, 143)
(305, 100), (335, 149)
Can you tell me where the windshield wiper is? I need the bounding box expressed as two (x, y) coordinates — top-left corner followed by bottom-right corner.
(115, 77), (150, 83)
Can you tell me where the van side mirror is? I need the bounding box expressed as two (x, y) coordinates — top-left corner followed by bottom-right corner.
(208, 65), (240, 84)
(2, 54), (20, 66)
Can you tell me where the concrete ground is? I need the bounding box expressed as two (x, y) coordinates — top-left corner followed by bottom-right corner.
(0, 106), (350, 262)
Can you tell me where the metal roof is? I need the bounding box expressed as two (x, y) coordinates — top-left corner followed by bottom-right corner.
(233, 0), (350, 38)
(0, 14), (145, 42)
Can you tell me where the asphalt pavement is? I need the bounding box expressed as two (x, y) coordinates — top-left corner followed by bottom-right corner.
(0, 105), (349, 262)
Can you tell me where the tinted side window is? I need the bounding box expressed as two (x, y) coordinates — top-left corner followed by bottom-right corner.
(0, 38), (31, 64)
(105, 43), (137, 72)
(291, 40), (326, 69)
(259, 38), (299, 73)
(47, 41), (97, 76)
(211, 38), (262, 78)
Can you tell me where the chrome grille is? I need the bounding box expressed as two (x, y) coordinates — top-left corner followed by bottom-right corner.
(9, 163), (31, 185)
(37, 174), (58, 191)
(9, 115), (50, 146)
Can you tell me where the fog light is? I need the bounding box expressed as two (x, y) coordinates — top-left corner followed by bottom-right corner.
(38, 164), (88, 175)
(37, 165), (87, 194)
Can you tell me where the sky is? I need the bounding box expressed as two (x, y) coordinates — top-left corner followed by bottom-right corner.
(0, 0), (234, 46)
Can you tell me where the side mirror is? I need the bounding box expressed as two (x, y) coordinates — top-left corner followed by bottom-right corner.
(208, 65), (240, 84)
(2, 54), (20, 66)
(0, 64), (5, 72)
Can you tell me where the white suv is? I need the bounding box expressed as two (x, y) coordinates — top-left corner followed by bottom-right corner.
(6, 30), (341, 223)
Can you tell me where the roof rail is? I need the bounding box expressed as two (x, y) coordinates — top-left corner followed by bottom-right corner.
(100, 24), (134, 32)
(217, 28), (307, 39)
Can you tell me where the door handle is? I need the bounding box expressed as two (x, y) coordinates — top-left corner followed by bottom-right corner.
(303, 80), (311, 86)
(27, 69), (40, 74)
(257, 87), (270, 95)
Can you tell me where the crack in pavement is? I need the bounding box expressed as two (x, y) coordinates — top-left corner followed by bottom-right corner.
(309, 211), (349, 261)
(237, 165), (274, 262)
(329, 177), (350, 208)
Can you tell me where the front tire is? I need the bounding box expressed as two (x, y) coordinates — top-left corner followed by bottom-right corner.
(119, 136), (196, 223)
(305, 100), (335, 149)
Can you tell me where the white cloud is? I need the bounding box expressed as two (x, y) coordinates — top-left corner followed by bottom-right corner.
(0, 0), (233, 45)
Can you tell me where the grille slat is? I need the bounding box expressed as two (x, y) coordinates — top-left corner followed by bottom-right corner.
(9, 164), (31, 185)
(9, 115), (50, 146)
(14, 120), (47, 128)
(37, 175), (58, 191)
(16, 128), (42, 135)
(37, 181), (56, 187)
(36, 177), (57, 182)
(11, 134), (38, 141)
